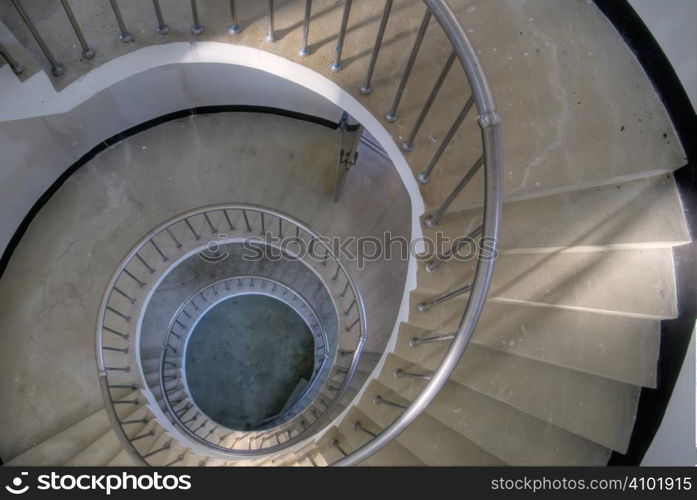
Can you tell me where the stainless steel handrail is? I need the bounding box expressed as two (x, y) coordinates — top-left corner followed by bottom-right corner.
(157, 275), (333, 453)
(96, 204), (367, 462)
(334, 0), (502, 465)
(78, 0), (502, 466)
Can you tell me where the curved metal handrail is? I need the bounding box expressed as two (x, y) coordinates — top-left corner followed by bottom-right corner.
(157, 276), (335, 454)
(334, 0), (502, 465)
(77, 0), (503, 466)
(96, 204), (368, 462)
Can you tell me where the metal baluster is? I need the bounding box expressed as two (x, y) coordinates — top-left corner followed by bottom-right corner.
(190, 0), (204, 35)
(401, 51), (456, 151)
(143, 442), (170, 459)
(0, 43), (24, 75)
(394, 368), (432, 380)
(152, 0), (169, 34)
(59, 0), (95, 59)
(352, 420), (377, 438)
(108, 0), (134, 42)
(373, 395), (407, 410)
(359, 0), (392, 95)
(331, 0), (353, 72)
(228, 0), (241, 35)
(385, 9), (431, 122)
(409, 332), (454, 347)
(426, 224), (483, 272)
(10, 0), (64, 76)
(266, 0), (276, 42)
(417, 283), (473, 312)
(330, 438), (347, 457)
(423, 154), (484, 227)
(418, 96), (475, 184)
(299, 0), (311, 56)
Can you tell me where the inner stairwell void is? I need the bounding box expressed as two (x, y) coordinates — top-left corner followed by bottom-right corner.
(0, 0), (693, 466)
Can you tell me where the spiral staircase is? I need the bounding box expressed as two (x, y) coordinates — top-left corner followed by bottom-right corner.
(0, 0), (693, 466)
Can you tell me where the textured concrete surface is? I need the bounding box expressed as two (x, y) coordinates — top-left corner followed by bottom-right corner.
(185, 295), (314, 431)
(0, 112), (410, 460)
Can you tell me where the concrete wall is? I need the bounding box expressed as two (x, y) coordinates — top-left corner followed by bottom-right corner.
(0, 60), (344, 259)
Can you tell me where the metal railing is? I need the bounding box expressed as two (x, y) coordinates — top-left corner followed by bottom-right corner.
(0, 0), (506, 465)
(96, 204), (368, 463)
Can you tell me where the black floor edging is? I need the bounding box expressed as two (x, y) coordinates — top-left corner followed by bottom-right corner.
(592, 0), (696, 465)
(0, 105), (340, 280)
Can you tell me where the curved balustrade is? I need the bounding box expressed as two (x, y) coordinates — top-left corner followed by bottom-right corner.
(96, 204), (367, 464)
(57, 0), (505, 466)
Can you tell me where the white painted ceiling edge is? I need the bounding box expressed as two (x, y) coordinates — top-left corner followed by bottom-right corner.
(0, 42), (423, 452)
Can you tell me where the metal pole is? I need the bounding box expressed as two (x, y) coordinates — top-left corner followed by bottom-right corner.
(401, 51), (456, 151)
(359, 0), (393, 95)
(108, 0), (134, 42)
(266, 0), (276, 42)
(385, 9), (431, 122)
(190, 0), (204, 35)
(59, 0), (95, 59)
(331, 0), (353, 72)
(424, 154), (484, 228)
(228, 0), (241, 35)
(0, 42), (24, 75)
(152, 0), (169, 34)
(417, 283), (473, 312)
(299, 0), (312, 56)
(10, 0), (64, 76)
(426, 224), (483, 272)
(418, 95), (474, 184)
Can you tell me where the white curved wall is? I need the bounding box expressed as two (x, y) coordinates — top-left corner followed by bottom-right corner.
(0, 43), (424, 261)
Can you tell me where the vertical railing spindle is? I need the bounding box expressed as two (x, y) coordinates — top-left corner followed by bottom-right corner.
(10, 0), (65, 76)
(59, 0), (95, 59)
(266, 0), (276, 42)
(228, 0), (241, 35)
(0, 43), (24, 75)
(190, 0), (204, 35)
(385, 9), (431, 122)
(152, 0), (169, 34)
(108, 0), (134, 42)
(330, 0), (353, 72)
(401, 51), (456, 151)
(299, 0), (312, 56)
(359, 0), (393, 95)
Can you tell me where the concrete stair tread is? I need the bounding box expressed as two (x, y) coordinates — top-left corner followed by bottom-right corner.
(403, 300), (660, 388)
(423, 174), (690, 252)
(64, 429), (123, 466)
(416, 247), (678, 319)
(362, 379), (610, 465)
(6, 390), (140, 466)
(380, 352), (638, 452)
(335, 408), (424, 466)
(356, 396), (504, 466)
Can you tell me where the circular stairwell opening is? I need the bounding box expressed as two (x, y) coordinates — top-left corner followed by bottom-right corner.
(184, 293), (316, 431)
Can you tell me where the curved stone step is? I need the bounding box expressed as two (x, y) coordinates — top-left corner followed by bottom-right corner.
(417, 247), (678, 319)
(402, 301), (660, 388)
(381, 351), (638, 453)
(356, 396), (504, 466)
(362, 378), (610, 466)
(423, 174), (690, 253)
(335, 407), (424, 466)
